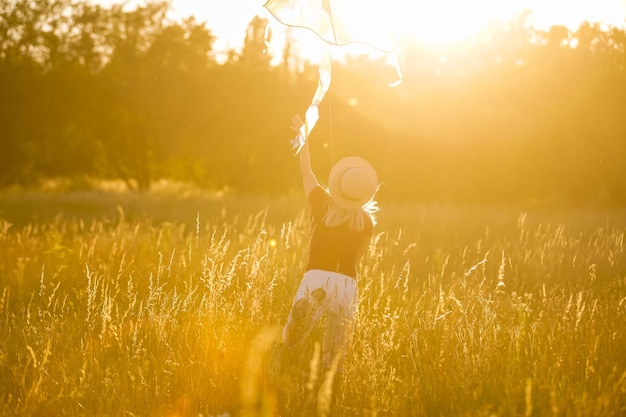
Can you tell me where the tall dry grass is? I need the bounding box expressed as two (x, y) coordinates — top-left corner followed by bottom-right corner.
(0, 192), (625, 416)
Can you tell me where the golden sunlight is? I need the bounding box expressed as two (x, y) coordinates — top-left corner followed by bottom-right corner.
(275, 0), (625, 65)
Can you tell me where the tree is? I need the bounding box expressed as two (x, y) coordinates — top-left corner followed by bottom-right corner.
(96, 3), (216, 190)
(239, 15), (273, 69)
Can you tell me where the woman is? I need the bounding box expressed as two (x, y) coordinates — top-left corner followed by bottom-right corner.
(282, 115), (379, 368)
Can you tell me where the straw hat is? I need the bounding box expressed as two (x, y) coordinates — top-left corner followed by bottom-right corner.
(328, 156), (378, 209)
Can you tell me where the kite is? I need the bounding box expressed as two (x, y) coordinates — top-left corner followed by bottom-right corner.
(263, 0), (402, 154)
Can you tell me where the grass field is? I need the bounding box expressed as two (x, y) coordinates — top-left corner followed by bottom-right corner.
(0, 186), (625, 416)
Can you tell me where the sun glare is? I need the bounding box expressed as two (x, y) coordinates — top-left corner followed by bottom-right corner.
(261, 0), (524, 63)
(262, 0), (529, 63)
(394, 0), (520, 45)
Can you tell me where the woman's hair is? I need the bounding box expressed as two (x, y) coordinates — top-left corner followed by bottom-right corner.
(322, 197), (379, 231)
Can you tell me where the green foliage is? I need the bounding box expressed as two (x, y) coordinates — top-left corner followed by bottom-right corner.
(0, 192), (625, 416)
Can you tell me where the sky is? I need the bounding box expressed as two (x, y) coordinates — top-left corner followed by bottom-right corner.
(164, 0), (626, 57)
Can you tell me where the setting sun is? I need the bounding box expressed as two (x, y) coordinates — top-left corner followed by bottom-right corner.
(394, 0), (521, 45)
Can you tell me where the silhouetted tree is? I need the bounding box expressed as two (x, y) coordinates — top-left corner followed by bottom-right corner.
(239, 15), (273, 69)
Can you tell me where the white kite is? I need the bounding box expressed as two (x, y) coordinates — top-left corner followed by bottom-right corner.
(264, 0), (402, 154)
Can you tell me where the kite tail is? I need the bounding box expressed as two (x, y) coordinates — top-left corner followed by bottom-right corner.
(388, 50), (403, 88)
(291, 51), (332, 154)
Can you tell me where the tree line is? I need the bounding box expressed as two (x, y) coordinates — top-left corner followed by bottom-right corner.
(1, 0), (625, 205)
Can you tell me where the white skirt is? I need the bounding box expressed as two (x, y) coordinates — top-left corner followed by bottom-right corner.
(282, 269), (358, 348)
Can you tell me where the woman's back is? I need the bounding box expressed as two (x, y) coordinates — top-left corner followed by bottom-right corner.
(306, 186), (373, 277)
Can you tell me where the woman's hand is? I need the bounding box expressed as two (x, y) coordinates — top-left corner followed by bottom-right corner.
(290, 114), (306, 153)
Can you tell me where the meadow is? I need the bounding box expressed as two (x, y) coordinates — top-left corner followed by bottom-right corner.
(0, 184), (625, 417)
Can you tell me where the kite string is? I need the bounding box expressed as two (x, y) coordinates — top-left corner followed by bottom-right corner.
(327, 78), (334, 166)
(324, 0), (335, 166)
